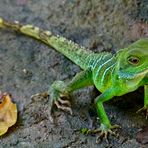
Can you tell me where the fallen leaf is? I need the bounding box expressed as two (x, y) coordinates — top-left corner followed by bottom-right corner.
(0, 93), (17, 136)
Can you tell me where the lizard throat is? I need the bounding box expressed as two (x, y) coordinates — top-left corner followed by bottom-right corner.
(118, 69), (148, 80)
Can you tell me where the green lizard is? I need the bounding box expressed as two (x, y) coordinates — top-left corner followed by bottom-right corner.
(0, 17), (148, 141)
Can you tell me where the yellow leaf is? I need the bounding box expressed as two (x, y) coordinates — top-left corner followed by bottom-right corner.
(0, 122), (9, 136)
(0, 94), (17, 136)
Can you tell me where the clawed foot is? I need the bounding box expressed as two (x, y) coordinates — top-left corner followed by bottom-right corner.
(49, 92), (73, 123)
(31, 91), (72, 123)
(52, 94), (72, 113)
(81, 124), (120, 143)
(136, 106), (148, 119)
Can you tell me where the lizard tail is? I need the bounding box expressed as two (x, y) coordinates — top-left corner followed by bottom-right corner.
(0, 17), (95, 70)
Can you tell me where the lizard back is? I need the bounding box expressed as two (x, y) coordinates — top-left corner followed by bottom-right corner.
(92, 53), (116, 92)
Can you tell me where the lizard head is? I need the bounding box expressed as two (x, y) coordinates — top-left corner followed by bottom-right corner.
(117, 38), (148, 80)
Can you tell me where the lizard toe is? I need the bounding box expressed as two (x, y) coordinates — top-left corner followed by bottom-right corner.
(58, 98), (71, 107)
(81, 124), (120, 143)
(55, 100), (73, 115)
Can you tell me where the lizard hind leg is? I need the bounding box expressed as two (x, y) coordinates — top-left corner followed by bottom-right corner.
(31, 69), (93, 123)
(48, 80), (72, 122)
(48, 69), (93, 123)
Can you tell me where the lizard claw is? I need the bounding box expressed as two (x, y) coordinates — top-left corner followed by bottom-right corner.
(54, 100), (73, 115)
(136, 106), (148, 119)
(81, 124), (120, 143)
(30, 92), (56, 123)
(48, 91), (72, 123)
(58, 97), (71, 107)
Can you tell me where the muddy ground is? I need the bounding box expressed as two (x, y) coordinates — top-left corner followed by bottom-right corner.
(0, 0), (148, 147)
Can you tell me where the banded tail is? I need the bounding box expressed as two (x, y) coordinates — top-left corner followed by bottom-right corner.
(0, 17), (96, 69)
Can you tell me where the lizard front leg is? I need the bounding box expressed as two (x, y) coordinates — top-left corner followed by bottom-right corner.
(48, 69), (93, 122)
(137, 85), (148, 118)
(82, 88), (120, 143)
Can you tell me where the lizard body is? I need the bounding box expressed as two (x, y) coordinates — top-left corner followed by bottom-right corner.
(0, 17), (148, 141)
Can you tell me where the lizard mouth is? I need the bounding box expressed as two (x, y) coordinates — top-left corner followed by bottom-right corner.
(119, 68), (148, 79)
(136, 69), (148, 77)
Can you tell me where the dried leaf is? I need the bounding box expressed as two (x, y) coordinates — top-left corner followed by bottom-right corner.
(0, 94), (17, 136)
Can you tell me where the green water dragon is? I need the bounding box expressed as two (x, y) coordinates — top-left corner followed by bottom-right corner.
(0, 17), (148, 142)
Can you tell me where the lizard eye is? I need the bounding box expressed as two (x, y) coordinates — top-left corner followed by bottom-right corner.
(128, 56), (140, 65)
